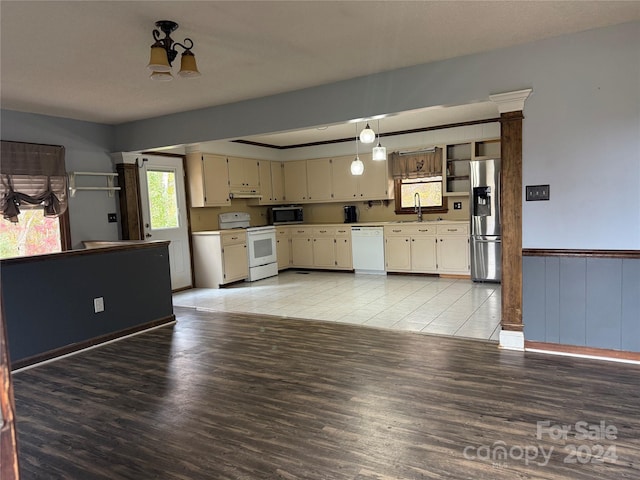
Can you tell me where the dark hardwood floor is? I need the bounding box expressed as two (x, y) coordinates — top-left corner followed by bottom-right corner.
(11, 307), (640, 479)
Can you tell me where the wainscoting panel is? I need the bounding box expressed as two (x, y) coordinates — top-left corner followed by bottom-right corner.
(622, 260), (640, 352)
(559, 257), (587, 346)
(523, 251), (640, 352)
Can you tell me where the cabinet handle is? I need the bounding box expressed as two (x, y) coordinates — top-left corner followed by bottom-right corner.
(320, 230), (327, 233)
(405, 239), (409, 242)
(392, 229), (401, 233)
(418, 229), (428, 232)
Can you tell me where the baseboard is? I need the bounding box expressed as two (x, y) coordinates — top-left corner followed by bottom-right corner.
(525, 341), (640, 364)
(11, 315), (176, 371)
(499, 330), (525, 351)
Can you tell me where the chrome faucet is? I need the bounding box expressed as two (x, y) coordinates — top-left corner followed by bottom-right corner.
(414, 192), (422, 222)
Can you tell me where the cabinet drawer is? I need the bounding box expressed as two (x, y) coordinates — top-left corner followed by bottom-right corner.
(291, 227), (313, 237)
(334, 227), (351, 237)
(221, 231), (247, 246)
(312, 227), (336, 237)
(384, 225), (415, 235)
(437, 223), (469, 235)
(405, 225), (436, 235)
(276, 228), (290, 237)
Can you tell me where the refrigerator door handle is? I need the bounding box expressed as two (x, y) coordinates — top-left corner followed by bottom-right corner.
(473, 238), (501, 243)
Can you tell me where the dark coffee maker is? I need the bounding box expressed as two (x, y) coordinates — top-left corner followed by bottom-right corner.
(344, 205), (358, 223)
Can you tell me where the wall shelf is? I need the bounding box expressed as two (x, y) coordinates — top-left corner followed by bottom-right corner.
(68, 172), (120, 198)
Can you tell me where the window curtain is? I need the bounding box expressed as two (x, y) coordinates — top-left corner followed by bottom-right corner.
(1, 141), (67, 223)
(390, 147), (443, 179)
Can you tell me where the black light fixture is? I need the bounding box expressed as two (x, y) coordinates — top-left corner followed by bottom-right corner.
(147, 20), (201, 81)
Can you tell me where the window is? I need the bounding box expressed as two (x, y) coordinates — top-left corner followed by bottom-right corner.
(0, 208), (71, 259)
(394, 177), (448, 215)
(146, 170), (179, 229)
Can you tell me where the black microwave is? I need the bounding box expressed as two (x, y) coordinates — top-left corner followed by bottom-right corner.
(269, 206), (304, 225)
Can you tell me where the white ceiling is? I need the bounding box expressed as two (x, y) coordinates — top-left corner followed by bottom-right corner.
(2, 1), (639, 146)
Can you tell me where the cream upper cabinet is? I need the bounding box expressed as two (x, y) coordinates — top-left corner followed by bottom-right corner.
(257, 159), (273, 203)
(332, 154), (391, 201)
(359, 154), (392, 199)
(306, 158), (333, 202)
(271, 161), (285, 203)
(283, 160), (308, 202)
(227, 157), (260, 193)
(186, 152), (231, 207)
(331, 155), (359, 200)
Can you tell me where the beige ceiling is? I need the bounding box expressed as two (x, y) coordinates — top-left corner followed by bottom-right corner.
(1, 1), (639, 145)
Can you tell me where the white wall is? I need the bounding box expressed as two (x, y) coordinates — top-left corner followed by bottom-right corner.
(1, 110), (119, 248)
(115, 22), (640, 250)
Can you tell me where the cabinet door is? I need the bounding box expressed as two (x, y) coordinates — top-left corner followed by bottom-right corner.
(437, 236), (470, 273)
(276, 236), (290, 270)
(202, 154), (231, 206)
(306, 158), (333, 201)
(222, 243), (248, 282)
(358, 155), (390, 200)
(271, 161), (285, 203)
(411, 236), (437, 273)
(335, 237), (352, 269)
(385, 235), (411, 271)
(228, 157), (259, 190)
(331, 156), (358, 200)
(312, 237), (335, 267)
(291, 237), (313, 267)
(283, 160), (308, 202)
(257, 160), (273, 203)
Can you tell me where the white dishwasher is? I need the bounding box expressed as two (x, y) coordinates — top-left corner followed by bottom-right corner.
(351, 226), (385, 274)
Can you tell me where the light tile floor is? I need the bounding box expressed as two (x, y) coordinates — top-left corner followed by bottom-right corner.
(173, 270), (501, 342)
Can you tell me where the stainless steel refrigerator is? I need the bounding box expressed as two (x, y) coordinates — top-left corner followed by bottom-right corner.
(470, 158), (501, 282)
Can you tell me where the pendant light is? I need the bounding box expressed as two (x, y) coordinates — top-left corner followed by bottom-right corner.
(359, 122), (376, 144)
(372, 119), (387, 161)
(351, 123), (365, 176)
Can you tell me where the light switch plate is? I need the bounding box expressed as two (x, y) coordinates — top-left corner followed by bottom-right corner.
(526, 185), (550, 201)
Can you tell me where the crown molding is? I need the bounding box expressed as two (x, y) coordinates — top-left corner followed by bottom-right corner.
(489, 89), (533, 114)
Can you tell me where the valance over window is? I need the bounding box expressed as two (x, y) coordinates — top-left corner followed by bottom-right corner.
(390, 147), (443, 179)
(1, 141), (67, 223)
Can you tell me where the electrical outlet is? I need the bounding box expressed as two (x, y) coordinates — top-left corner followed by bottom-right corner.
(526, 185), (550, 201)
(453, 202), (462, 210)
(107, 213), (118, 223)
(94, 297), (104, 313)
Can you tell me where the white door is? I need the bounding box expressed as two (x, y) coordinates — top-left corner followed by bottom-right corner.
(139, 155), (192, 290)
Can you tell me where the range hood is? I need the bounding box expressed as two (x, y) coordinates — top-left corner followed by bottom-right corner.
(229, 190), (262, 199)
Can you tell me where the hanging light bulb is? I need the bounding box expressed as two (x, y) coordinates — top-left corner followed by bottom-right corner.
(351, 123), (365, 176)
(359, 122), (376, 144)
(372, 119), (387, 161)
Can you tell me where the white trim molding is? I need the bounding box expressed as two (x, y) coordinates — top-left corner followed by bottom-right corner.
(489, 89), (533, 114)
(499, 330), (525, 351)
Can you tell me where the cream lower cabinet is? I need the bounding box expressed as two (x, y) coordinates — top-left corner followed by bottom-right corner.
(384, 225), (437, 273)
(384, 222), (469, 275)
(334, 226), (352, 269)
(289, 225), (353, 270)
(291, 227), (314, 267)
(436, 224), (470, 274)
(192, 230), (248, 288)
(276, 226), (291, 270)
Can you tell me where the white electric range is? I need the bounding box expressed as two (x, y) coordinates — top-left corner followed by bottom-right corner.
(218, 212), (278, 282)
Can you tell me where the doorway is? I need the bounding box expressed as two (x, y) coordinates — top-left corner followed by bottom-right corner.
(138, 155), (192, 290)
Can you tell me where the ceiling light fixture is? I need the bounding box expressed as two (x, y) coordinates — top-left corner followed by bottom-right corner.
(351, 123), (365, 176)
(372, 119), (387, 161)
(147, 20), (201, 81)
(359, 122), (376, 144)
